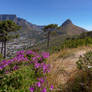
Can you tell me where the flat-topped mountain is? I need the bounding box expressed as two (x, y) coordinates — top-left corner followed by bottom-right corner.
(0, 14), (42, 31)
(0, 15), (88, 44)
(0, 15), (88, 37)
(0, 14), (17, 21)
(0, 14), (44, 41)
(59, 19), (87, 35)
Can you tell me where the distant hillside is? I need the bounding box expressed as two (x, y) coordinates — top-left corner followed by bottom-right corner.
(79, 31), (92, 38)
(0, 14), (42, 31)
(59, 19), (88, 35)
(0, 14), (44, 40)
(0, 15), (89, 52)
(0, 15), (88, 39)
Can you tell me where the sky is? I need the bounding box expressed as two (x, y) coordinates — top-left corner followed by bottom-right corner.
(0, 0), (92, 30)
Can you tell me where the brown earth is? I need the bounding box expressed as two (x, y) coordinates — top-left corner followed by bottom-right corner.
(47, 46), (92, 91)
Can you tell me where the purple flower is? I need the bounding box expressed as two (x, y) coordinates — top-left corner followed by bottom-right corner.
(34, 63), (40, 69)
(29, 87), (34, 92)
(23, 57), (29, 61)
(26, 50), (36, 55)
(13, 65), (18, 70)
(0, 66), (2, 70)
(16, 50), (24, 55)
(40, 78), (44, 83)
(7, 59), (13, 64)
(36, 82), (41, 87)
(26, 50), (33, 55)
(32, 57), (38, 62)
(41, 88), (47, 92)
(50, 85), (54, 90)
(37, 78), (44, 83)
(0, 49), (51, 92)
(41, 52), (49, 59)
(40, 57), (43, 61)
(42, 63), (50, 73)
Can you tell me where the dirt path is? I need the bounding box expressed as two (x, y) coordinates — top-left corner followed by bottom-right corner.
(47, 48), (91, 88)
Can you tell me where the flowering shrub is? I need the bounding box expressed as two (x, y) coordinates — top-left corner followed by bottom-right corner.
(0, 50), (53, 92)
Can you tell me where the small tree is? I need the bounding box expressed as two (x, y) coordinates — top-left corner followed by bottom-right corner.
(0, 20), (21, 58)
(43, 24), (58, 48)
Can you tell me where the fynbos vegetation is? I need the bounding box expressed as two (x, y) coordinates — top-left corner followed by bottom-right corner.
(0, 50), (53, 92)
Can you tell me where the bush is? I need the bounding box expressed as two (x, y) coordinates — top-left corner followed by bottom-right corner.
(48, 37), (92, 54)
(76, 51), (92, 72)
(64, 71), (92, 92)
(0, 50), (52, 92)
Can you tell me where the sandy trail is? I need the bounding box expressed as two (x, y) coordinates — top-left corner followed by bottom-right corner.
(47, 48), (90, 87)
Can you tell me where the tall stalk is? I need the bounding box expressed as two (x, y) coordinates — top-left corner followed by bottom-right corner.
(47, 31), (50, 48)
(1, 41), (4, 54)
(4, 41), (6, 58)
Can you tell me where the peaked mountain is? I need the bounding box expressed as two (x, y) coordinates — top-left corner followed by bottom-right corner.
(59, 19), (87, 35)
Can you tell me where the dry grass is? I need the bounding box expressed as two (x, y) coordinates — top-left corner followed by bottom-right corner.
(47, 46), (92, 91)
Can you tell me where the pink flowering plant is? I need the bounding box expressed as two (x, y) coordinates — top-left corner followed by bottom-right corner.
(0, 50), (53, 92)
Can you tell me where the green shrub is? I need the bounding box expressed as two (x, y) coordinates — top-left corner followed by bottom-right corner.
(0, 65), (36, 92)
(48, 37), (92, 54)
(0, 50), (51, 92)
(76, 51), (92, 72)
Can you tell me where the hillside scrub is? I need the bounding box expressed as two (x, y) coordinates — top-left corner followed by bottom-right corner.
(33, 36), (92, 54)
(63, 51), (92, 92)
(46, 47), (92, 92)
(49, 37), (92, 54)
(0, 50), (53, 92)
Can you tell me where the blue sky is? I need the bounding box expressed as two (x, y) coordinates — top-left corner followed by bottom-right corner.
(0, 0), (92, 30)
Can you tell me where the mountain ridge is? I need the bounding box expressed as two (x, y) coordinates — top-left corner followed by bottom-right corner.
(0, 15), (88, 40)
(0, 14), (42, 31)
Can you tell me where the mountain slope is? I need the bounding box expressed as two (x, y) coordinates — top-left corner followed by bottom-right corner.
(0, 14), (42, 31)
(0, 14), (44, 39)
(59, 19), (87, 35)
